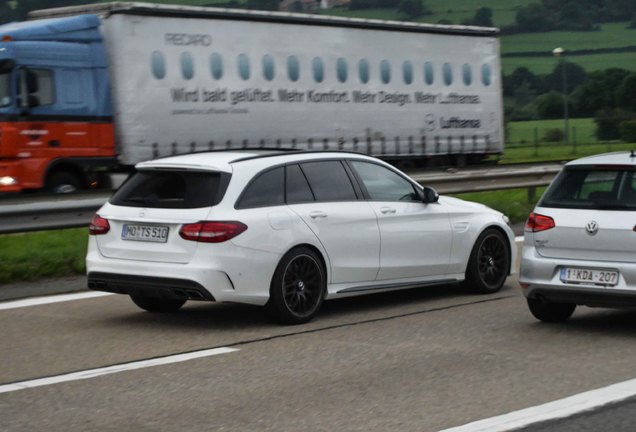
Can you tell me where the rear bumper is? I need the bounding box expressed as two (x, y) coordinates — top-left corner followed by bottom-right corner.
(525, 286), (636, 308)
(520, 243), (636, 307)
(87, 272), (215, 301)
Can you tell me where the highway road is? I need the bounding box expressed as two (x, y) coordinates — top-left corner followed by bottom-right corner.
(2, 244), (636, 431)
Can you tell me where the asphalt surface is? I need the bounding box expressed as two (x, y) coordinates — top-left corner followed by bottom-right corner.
(3, 239), (636, 431)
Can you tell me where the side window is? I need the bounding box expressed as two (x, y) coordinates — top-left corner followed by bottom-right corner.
(380, 60), (391, 84)
(26, 69), (54, 106)
(286, 164), (315, 204)
(351, 161), (418, 201)
(312, 57), (324, 83)
(180, 52), (194, 80)
(424, 61), (434, 85)
(300, 161), (357, 202)
(287, 55), (300, 82)
(210, 53), (223, 80)
(358, 59), (370, 84)
(337, 58), (347, 83)
(443, 62), (453, 86)
(151, 51), (166, 79)
(402, 61), (413, 85)
(262, 54), (275, 81)
(238, 54), (250, 81)
(237, 167), (284, 209)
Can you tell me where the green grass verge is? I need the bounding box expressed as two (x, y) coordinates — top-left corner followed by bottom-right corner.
(451, 187), (545, 224)
(0, 228), (88, 284)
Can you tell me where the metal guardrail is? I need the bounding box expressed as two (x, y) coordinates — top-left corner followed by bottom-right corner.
(0, 163), (563, 234)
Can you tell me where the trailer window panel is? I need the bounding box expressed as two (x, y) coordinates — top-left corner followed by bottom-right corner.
(210, 53), (223, 80)
(424, 61), (434, 85)
(312, 57), (324, 83)
(150, 51), (166, 80)
(403, 61), (413, 85)
(180, 52), (194, 80)
(443, 62), (453, 86)
(462, 63), (472, 86)
(262, 54), (275, 81)
(287, 56), (300, 82)
(337, 58), (347, 83)
(358, 59), (370, 84)
(380, 60), (391, 84)
(482, 63), (492, 86)
(238, 54), (250, 81)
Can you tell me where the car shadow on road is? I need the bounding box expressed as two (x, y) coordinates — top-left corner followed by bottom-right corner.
(531, 308), (636, 337)
(102, 281), (515, 331)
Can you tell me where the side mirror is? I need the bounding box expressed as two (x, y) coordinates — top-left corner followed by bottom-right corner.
(421, 186), (439, 204)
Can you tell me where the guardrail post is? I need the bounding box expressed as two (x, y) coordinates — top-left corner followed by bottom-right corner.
(571, 127), (577, 154)
(528, 186), (536, 203)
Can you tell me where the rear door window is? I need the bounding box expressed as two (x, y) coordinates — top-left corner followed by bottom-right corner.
(110, 170), (228, 209)
(540, 167), (636, 210)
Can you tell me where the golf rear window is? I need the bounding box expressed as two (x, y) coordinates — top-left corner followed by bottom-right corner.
(539, 166), (636, 210)
(110, 170), (229, 209)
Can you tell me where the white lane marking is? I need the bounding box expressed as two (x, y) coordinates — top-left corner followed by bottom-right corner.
(0, 291), (113, 311)
(439, 378), (636, 432)
(0, 347), (239, 395)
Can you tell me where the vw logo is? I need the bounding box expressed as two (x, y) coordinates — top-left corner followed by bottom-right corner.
(585, 220), (599, 236)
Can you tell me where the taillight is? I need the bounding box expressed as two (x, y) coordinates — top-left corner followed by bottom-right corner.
(89, 214), (110, 235)
(179, 221), (247, 243)
(525, 212), (555, 232)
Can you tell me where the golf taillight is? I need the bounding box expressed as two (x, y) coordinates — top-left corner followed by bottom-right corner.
(179, 221), (247, 243)
(89, 214), (110, 235)
(525, 212), (555, 232)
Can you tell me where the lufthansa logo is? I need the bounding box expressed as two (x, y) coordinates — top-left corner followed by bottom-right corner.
(585, 220), (599, 236)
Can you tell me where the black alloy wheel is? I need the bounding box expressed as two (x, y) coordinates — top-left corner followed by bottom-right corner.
(463, 228), (510, 294)
(267, 247), (326, 324)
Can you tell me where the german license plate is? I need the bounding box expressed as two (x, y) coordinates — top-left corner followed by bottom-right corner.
(560, 267), (619, 286)
(122, 224), (169, 243)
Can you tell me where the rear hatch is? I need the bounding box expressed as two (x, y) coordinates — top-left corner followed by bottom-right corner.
(530, 165), (636, 263)
(95, 169), (230, 264)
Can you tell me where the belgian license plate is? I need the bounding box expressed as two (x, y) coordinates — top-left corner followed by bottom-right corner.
(122, 224), (169, 243)
(560, 267), (619, 286)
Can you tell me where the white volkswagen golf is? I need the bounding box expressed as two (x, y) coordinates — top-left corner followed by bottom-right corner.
(520, 151), (636, 322)
(87, 150), (515, 324)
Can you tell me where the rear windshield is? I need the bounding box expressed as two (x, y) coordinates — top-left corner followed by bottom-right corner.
(539, 166), (636, 210)
(110, 170), (229, 209)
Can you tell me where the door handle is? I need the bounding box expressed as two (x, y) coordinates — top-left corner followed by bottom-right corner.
(380, 207), (396, 214)
(309, 211), (328, 219)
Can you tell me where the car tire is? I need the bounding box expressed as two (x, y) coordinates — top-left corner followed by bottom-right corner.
(267, 247), (326, 325)
(527, 298), (576, 323)
(130, 295), (186, 313)
(462, 228), (510, 294)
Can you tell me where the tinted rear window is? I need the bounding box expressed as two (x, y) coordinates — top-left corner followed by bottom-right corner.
(110, 170), (228, 209)
(540, 166), (636, 210)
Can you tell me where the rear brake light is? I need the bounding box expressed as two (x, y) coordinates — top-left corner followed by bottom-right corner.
(179, 221), (247, 243)
(525, 212), (555, 232)
(89, 214), (110, 235)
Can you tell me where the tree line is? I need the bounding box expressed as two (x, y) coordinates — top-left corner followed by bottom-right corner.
(505, 64), (636, 140)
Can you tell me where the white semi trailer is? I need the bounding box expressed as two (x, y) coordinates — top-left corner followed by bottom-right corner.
(0, 2), (502, 192)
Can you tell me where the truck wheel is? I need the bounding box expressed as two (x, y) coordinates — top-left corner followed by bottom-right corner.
(266, 247), (326, 325)
(462, 228), (510, 294)
(47, 171), (81, 194)
(130, 295), (186, 313)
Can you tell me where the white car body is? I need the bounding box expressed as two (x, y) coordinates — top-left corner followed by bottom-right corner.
(87, 150), (515, 323)
(520, 151), (636, 322)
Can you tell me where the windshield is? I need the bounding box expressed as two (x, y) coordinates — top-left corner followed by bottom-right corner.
(0, 71), (10, 108)
(539, 166), (636, 210)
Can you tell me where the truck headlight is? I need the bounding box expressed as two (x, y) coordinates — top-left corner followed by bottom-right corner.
(0, 176), (17, 186)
